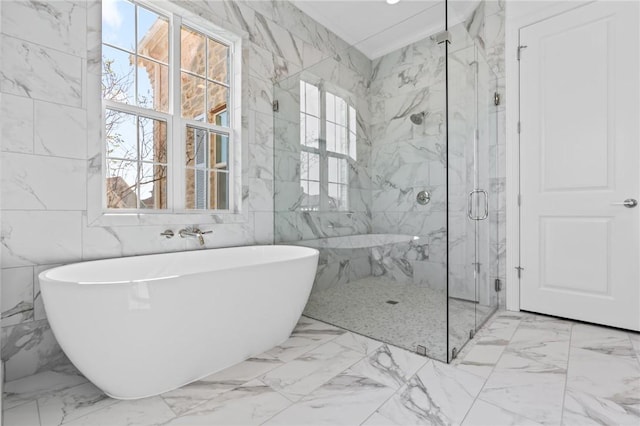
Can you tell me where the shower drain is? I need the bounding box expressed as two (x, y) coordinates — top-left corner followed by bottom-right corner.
(385, 300), (399, 305)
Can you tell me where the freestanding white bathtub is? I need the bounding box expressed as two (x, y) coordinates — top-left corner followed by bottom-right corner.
(39, 245), (319, 400)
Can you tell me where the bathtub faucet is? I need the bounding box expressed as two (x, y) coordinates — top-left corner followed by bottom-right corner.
(179, 227), (212, 246)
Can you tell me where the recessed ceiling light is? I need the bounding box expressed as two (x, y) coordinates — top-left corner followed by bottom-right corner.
(386, 0), (400, 4)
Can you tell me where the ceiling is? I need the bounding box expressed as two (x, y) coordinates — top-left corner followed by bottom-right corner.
(292, 0), (480, 59)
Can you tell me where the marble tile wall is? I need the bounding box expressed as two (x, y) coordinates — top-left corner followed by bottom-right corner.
(272, 1), (505, 308)
(370, 1), (506, 306)
(0, 0), (370, 382)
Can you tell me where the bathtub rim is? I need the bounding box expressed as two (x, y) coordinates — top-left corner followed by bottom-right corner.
(38, 245), (319, 286)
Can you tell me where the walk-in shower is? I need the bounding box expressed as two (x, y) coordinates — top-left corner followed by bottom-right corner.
(273, 0), (500, 363)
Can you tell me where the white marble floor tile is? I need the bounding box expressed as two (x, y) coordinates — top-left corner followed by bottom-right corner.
(333, 332), (384, 355)
(629, 332), (640, 363)
(63, 397), (176, 426)
(566, 346), (640, 407)
(160, 353), (286, 415)
(347, 344), (428, 390)
(264, 316), (346, 363)
(376, 360), (485, 425)
(479, 370), (566, 425)
(164, 380), (291, 426)
(3, 370), (87, 410)
(571, 323), (636, 357)
(455, 342), (505, 379)
(562, 387), (640, 426)
(36, 382), (116, 426)
(206, 353), (284, 385)
(264, 373), (396, 426)
(260, 341), (364, 401)
(462, 398), (543, 426)
(518, 315), (573, 333)
(3, 400), (41, 426)
(361, 412), (397, 425)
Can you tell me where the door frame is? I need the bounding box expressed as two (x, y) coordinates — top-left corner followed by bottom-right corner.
(505, 1), (595, 311)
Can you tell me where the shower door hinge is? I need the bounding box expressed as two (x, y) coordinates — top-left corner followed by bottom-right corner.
(515, 266), (525, 279)
(435, 30), (451, 45)
(272, 100), (279, 112)
(517, 121), (521, 134)
(494, 92), (501, 106)
(517, 45), (528, 61)
(517, 194), (521, 206)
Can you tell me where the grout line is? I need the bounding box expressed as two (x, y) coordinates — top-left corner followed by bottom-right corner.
(627, 333), (640, 369)
(35, 399), (42, 426)
(358, 357), (436, 426)
(458, 314), (523, 425)
(559, 322), (574, 425)
(257, 341), (369, 424)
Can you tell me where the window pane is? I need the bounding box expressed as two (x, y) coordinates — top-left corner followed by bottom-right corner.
(307, 181), (319, 210)
(304, 83), (319, 117)
(299, 81), (306, 112)
(137, 7), (168, 63)
(138, 117), (167, 163)
(326, 122), (336, 152)
(300, 113), (306, 146)
(102, 0), (135, 51)
(185, 167), (207, 209)
(211, 133), (229, 169)
(181, 72), (206, 120)
(300, 152), (308, 181)
(185, 126), (208, 168)
(328, 157), (348, 183)
(349, 131), (357, 160)
(335, 125), (347, 154)
(211, 171), (229, 209)
(102, 45), (135, 105)
(308, 153), (320, 181)
(181, 26), (205, 76)
(207, 81), (229, 126)
(106, 159), (137, 208)
(137, 58), (168, 112)
(329, 183), (348, 211)
(305, 116), (319, 148)
(326, 92), (335, 123)
(105, 109), (137, 160)
(208, 38), (229, 83)
(349, 106), (357, 132)
(335, 96), (347, 126)
(139, 163), (167, 209)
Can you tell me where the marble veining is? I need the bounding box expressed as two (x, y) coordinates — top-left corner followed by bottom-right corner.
(3, 313), (639, 426)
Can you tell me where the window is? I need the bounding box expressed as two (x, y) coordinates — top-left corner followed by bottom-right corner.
(102, 0), (235, 212)
(299, 81), (357, 211)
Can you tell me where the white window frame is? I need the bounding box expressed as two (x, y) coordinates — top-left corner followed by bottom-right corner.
(299, 79), (356, 212)
(94, 0), (243, 224)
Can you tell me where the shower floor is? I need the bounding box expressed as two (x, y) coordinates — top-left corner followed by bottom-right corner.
(303, 275), (495, 361)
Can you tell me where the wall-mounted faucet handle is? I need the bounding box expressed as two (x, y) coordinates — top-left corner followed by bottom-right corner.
(178, 227), (212, 246)
(160, 230), (174, 239)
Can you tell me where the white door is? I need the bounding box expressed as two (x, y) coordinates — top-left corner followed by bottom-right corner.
(519, 1), (640, 331)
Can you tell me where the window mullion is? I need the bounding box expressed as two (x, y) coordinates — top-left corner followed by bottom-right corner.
(319, 88), (328, 211)
(171, 13), (184, 211)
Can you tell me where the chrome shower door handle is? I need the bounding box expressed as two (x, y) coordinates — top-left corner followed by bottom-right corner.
(612, 198), (638, 208)
(479, 189), (489, 220)
(468, 190), (490, 220)
(467, 190), (477, 220)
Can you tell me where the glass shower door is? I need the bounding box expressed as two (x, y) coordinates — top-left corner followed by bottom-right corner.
(447, 39), (497, 361)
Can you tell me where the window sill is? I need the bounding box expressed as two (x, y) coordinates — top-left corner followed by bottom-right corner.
(86, 210), (249, 227)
